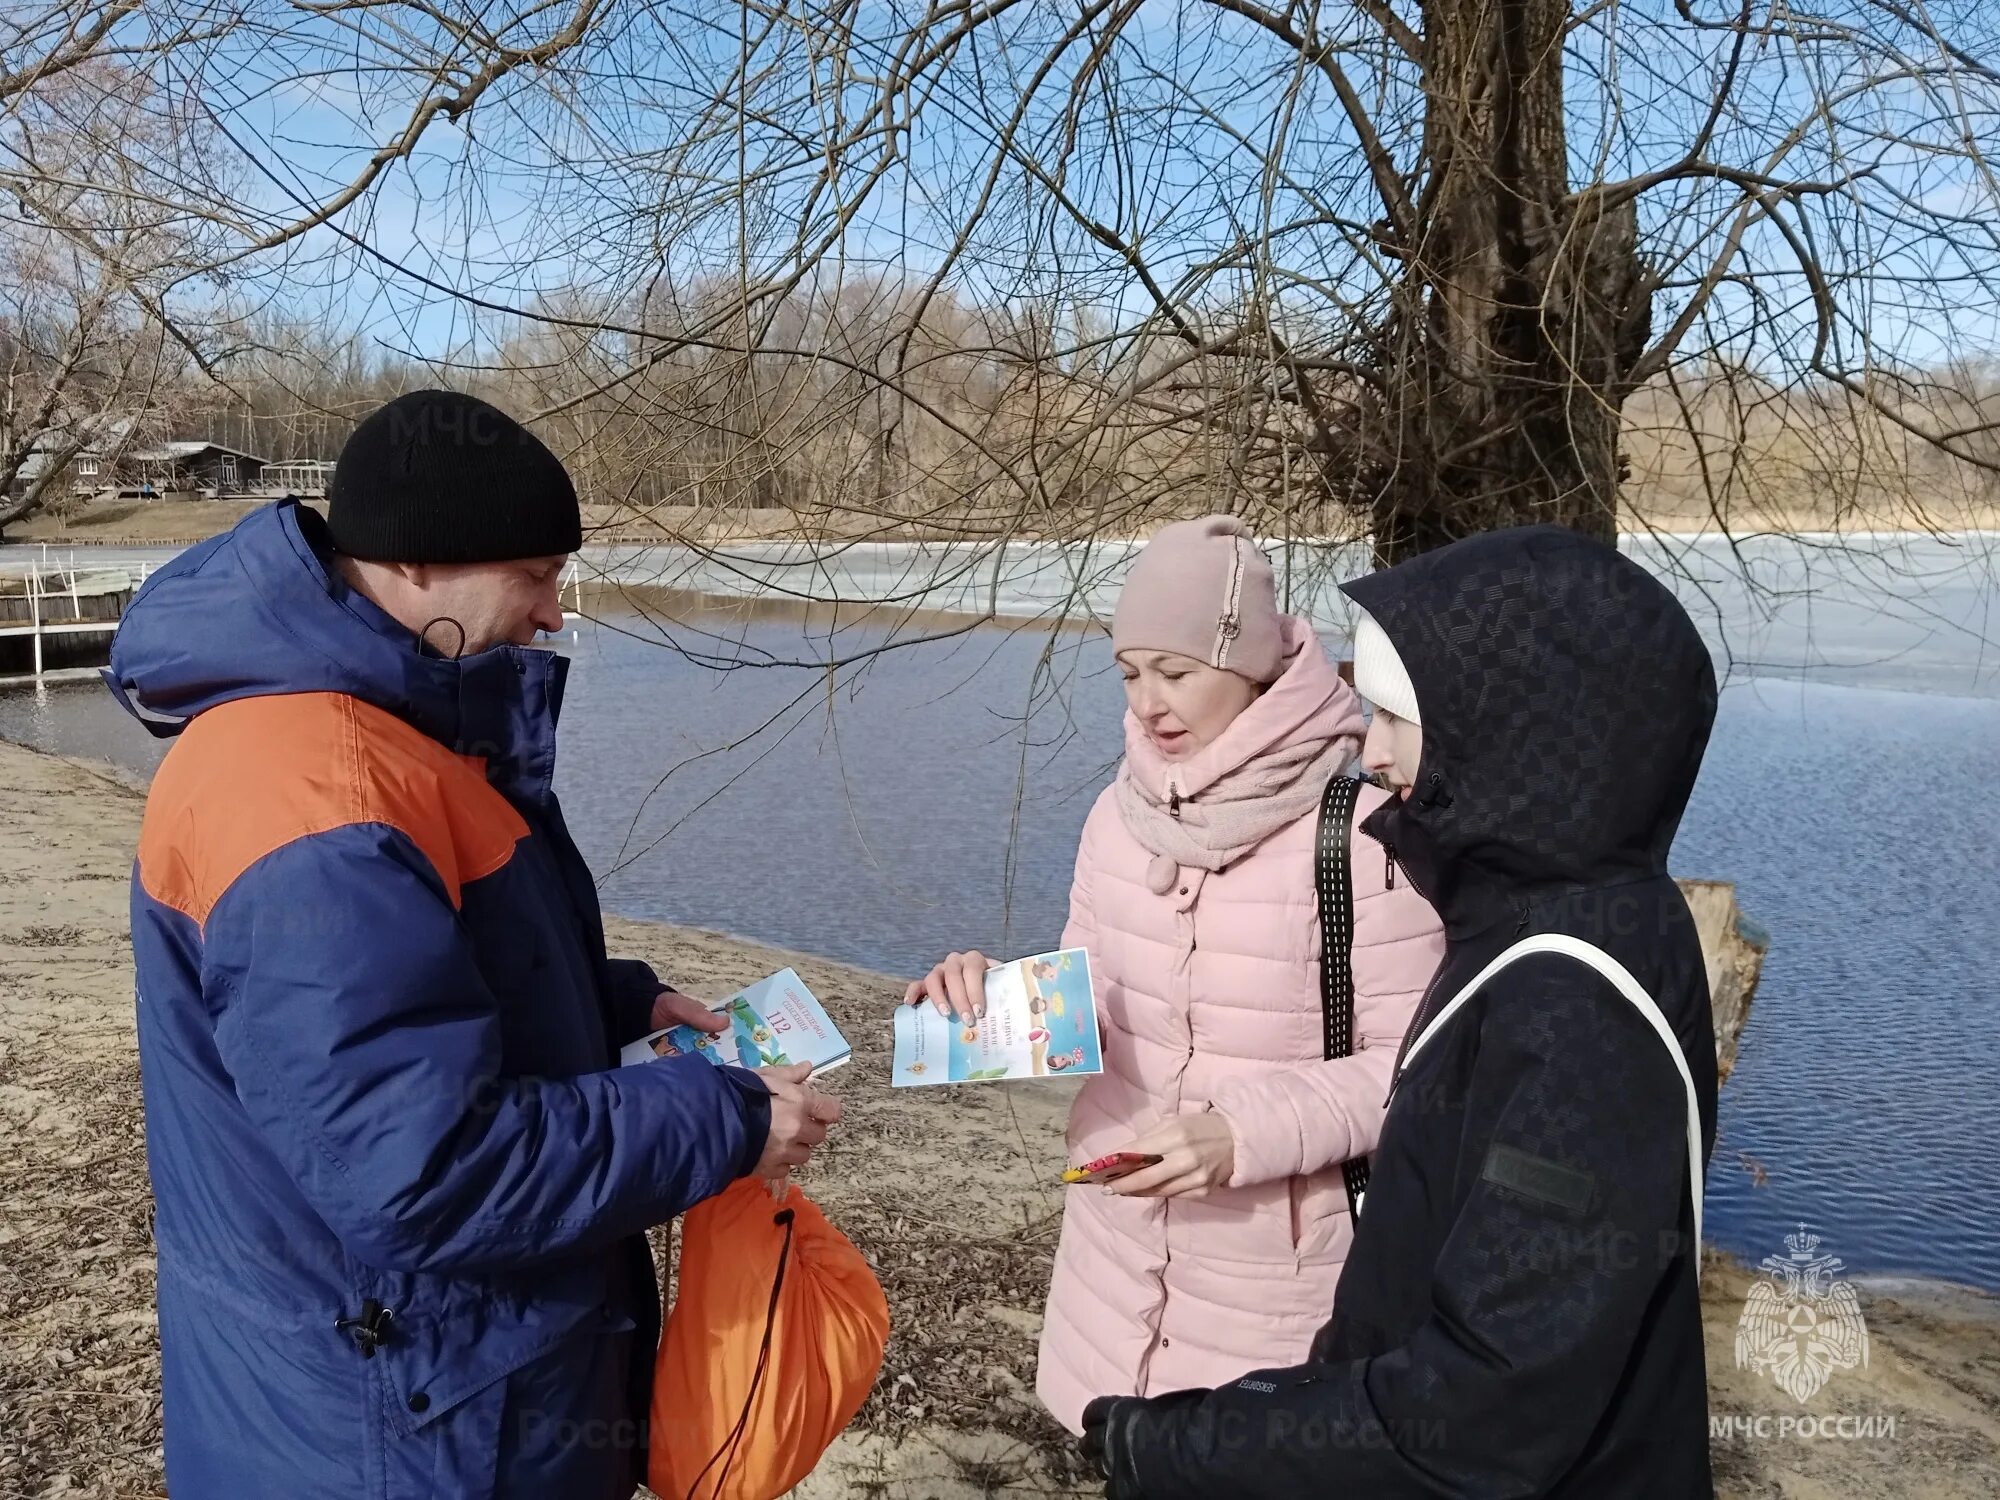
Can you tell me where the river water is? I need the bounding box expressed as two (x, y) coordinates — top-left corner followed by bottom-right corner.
(2, 530), (1997, 1290)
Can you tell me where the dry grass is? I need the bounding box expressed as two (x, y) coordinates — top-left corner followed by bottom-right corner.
(0, 1041), (161, 1499)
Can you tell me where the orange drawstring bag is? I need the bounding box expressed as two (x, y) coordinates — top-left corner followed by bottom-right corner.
(648, 1177), (890, 1500)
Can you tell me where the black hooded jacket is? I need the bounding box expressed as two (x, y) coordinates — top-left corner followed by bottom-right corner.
(1102, 526), (1721, 1499)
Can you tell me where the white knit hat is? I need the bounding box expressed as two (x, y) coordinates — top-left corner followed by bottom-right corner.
(1352, 609), (1421, 724)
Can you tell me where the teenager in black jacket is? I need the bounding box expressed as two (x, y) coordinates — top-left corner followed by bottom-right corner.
(1082, 524), (1720, 1499)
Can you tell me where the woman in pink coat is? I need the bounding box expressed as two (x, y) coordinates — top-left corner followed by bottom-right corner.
(907, 516), (1446, 1434)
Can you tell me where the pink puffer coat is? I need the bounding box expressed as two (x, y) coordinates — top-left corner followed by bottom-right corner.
(1036, 629), (1446, 1433)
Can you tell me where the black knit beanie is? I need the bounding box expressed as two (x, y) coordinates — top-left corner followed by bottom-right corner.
(327, 389), (582, 563)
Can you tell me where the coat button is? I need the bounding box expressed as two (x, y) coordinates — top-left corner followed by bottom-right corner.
(407, 1392), (430, 1414)
(1179, 886), (1189, 896)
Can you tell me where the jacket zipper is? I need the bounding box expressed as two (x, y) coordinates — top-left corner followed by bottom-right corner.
(1386, 964), (1449, 1107)
(1382, 839), (1442, 1105)
(1381, 840), (1428, 902)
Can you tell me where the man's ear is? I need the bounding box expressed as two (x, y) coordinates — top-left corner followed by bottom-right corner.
(394, 561), (431, 589)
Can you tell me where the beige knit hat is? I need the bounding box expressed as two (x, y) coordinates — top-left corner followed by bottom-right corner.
(1111, 515), (1286, 683)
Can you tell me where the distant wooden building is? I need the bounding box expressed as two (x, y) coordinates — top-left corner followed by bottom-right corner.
(3, 446), (62, 502)
(18, 416), (334, 502)
(108, 441), (268, 499)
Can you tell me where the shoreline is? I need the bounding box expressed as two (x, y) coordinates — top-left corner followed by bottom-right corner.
(1, 735), (1995, 1496)
(8, 526), (2000, 551)
(7, 493), (2000, 556)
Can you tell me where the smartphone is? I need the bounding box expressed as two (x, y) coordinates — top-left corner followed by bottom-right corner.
(1061, 1151), (1164, 1185)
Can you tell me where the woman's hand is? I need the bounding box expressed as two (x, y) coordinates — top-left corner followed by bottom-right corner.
(1104, 1113), (1237, 1199)
(902, 951), (992, 1025)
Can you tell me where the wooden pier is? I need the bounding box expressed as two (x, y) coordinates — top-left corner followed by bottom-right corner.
(0, 553), (146, 686)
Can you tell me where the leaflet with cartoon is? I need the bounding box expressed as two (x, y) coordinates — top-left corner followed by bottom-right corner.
(618, 968), (851, 1076)
(892, 948), (1102, 1086)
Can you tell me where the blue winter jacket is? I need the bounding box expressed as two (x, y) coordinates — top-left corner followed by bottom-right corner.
(107, 499), (771, 1499)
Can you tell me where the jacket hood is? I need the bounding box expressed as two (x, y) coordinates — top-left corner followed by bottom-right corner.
(1340, 525), (1715, 938)
(106, 499), (567, 803)
(1120, 616), (1366, 800)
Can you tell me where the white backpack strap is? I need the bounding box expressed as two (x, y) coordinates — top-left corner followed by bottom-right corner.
(1402, 934), (1706, 1276)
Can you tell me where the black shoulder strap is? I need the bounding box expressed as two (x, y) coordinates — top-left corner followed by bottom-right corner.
(1315, 774), (1369, 1219)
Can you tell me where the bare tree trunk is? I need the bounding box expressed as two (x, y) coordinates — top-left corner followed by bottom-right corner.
(1371, 0), (1651, 566)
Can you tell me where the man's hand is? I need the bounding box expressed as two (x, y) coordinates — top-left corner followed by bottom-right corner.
(1105, 1112), (1236, 1199)
(750, 1062), (843, 1178)
(649, 988), (727, 1035)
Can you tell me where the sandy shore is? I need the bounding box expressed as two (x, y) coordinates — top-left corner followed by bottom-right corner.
(10, 497), (2000, 551)
(2, 501), (1042, 550)
(2, 735), (1996, 1497)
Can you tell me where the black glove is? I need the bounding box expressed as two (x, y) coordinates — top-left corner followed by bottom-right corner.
(1080, 1395), (1142, 1498)
(1081, 1389), (1214, 1498)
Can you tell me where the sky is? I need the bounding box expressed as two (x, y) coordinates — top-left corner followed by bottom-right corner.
(83, 0), (2000, 373)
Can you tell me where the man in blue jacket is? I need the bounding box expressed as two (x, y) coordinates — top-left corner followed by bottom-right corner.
(108, 389), (838, 1498)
